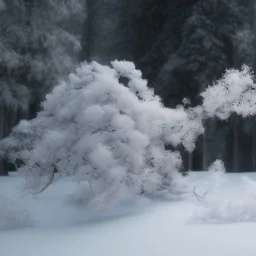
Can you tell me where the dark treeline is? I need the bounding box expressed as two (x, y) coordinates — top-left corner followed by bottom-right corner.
(0, 0), (255, 174)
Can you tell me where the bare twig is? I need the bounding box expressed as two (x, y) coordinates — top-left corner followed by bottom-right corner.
(30, 171), (55, 195)
(193, 186), (210, 207)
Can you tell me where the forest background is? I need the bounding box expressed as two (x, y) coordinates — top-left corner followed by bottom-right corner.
(0, 0), (254, 175)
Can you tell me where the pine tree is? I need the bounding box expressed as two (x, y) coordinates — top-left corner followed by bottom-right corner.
(133, 0), (169, 81)
(0, 0), (83, 175)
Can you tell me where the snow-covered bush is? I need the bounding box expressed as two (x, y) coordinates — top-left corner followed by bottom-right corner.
(2, 61), (204, 208)
(3, 62), (256, 210)
(167, 160), (227, 202)
(0, 196), (34, 229)
(191, 66), (256, 223)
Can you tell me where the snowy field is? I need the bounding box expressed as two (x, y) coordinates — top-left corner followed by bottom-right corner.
(1, 172), (256, 256)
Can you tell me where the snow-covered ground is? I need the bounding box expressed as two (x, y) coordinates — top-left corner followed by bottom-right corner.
(1, 172), (256, 256)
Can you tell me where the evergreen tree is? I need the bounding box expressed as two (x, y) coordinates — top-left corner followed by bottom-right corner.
(133, 0), (169, 81)
(0, 0), (83, 175)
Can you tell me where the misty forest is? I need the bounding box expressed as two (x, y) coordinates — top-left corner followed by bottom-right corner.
(2, 1), (256, 256)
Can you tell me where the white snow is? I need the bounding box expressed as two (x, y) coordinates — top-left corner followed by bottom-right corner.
(1, 172), (256, 256)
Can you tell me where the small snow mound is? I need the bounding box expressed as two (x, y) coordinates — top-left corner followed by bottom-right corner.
(192, 199), (256, 224)
(191, 176), (256, 224)
(0, 196), (34, 229)
(208, 159), (225, 173)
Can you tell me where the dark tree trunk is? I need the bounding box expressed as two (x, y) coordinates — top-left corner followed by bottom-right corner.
(188, 151), (193, 171)
(0, 104), (8, 176)
(233, 116), (239, 172)
(252, 133), (256, 172)
(81, 0), (93, 62)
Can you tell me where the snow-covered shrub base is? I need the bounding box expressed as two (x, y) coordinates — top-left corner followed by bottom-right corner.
(191, 176), (256, 224)
(158, 160), (227, 202)
(0, 196), (34, 229)
(193, 199), (256, 224)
